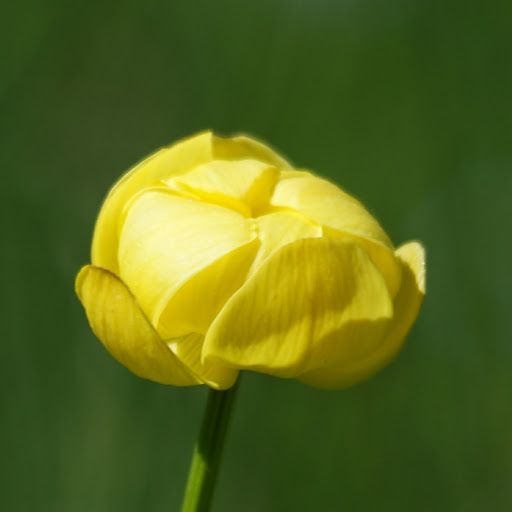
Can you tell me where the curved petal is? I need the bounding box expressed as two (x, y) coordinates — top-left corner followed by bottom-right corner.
(203, 237), (393, 378)
(158, 239), (260, 338)
(166, 334), (239, 390)
(271, 174), (401, 297)
(92, 132), (215, 273)
(211, 134), (293, 170)
(249, 211), (322, 276)
(299, 241), (426, 389)
(118, 189), (257, 331)
(167, 159), (279, 217)
(75, 265), (200, 386)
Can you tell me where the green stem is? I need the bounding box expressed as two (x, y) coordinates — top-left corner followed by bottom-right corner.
(180, 378), (241, 512)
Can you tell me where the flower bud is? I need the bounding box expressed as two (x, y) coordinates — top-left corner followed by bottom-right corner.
(75, 132), (425, 389)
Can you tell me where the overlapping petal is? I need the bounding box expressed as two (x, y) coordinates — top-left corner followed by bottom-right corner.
(203, 237), (394, 378)
(299, 241), (426, 388)
(271, 174), (401, 297)
(118, 188), (257, 334)
(166, 334), (238, 390)
(249, 211), (322, 275)
(92, 132), (215, 273)
(158, 240), (260, 338)
(167, 159), (279, 217)
(92, 131), (291, 274)
(75, 265), (200, 386)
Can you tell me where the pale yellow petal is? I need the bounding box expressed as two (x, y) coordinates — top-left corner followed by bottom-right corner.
(118, 188), (257, 334)
(166, 334), (239, 390)
(203, 237), (393, 378)
(158, 239), (260, 338)
(249, 211), (322, 275)
(75, 265), (200, 386)
(271, 174), (401, 297)
(92, 131), (215, 273)
(167, 159), (279, 217)
(211, 133), (293, 170)
(299, 241), (426, 389)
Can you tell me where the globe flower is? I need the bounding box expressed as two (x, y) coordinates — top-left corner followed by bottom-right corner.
(75, 131), (425, 390)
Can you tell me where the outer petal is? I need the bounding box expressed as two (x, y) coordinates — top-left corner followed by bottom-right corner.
(118, 189), (257, 335)
(166, 334), (239, 390)
(75, 265), (200, 386)
(92, 132), (215, 273)
(203, 237), (394, 378)
(299, 241), (426, 389)
(271, 174), (401, 297)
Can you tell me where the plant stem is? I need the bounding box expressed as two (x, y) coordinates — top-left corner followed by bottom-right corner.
(180, 378), (241, 512)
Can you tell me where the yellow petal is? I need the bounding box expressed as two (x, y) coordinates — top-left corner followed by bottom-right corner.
(92, 131), (215, 273)
(271, 174), (401, 297)
(299, 241), (426, 389)
(211, 133), (293, 170)
(159, 239), (260, 338)
(167, 159), (279, 217)
(118, 188), (257, 335)
(75, 265), (200, 386)
(249, 211), (322, 275)
(203, 237), (393, 378)
(166, 334), (239, 390)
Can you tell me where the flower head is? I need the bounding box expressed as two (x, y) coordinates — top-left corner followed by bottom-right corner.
(75, 132), (425, 389)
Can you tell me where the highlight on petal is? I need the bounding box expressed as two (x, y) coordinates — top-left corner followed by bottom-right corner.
(271, 174), (401, 297)
(75, 265), (200, 386)
(166, 334), (239, 390)
(92, 131), (215, 273)
(118, 188), (258, 334)
(211, 133), (293, 170)
(158, 239), (260, 339)
(203, 237), (394, 379)
(167, 159), (279, 217)
(299, 241), (426, 389)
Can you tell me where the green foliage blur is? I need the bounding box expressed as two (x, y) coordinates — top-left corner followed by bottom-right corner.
(1, 1), (511, 511)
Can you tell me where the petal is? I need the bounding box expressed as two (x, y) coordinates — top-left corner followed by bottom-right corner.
(249, 211), (322, 275)
(211, 133), (293, 170)
(271, 174), (401, 297)
(166, 334), (239, 390)
(158, 239), (260, 338)
(75, 265), (200, 386)
(118, 189), (257, 335)
(299, 241), (426, 389)
(203, 237), (394, 378)
(167, 159), (279, 217)
(92, 131), (215, 273)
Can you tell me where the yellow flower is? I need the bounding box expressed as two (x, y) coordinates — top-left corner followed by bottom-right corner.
(75, 131), (425, 390)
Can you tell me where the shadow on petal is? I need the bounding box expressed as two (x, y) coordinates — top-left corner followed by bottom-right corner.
(75, 265), (201, 386)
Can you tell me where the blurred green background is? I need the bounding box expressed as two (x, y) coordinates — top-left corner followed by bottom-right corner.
(1, 1), (511, 511)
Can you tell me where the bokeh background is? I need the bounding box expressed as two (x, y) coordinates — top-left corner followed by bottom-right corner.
(1, 1), (511, 511)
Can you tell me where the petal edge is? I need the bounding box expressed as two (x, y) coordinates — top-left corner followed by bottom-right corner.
(299, 241), (426, 389)
(203, 237), (394, 378)
(75, 265), (201, 386)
